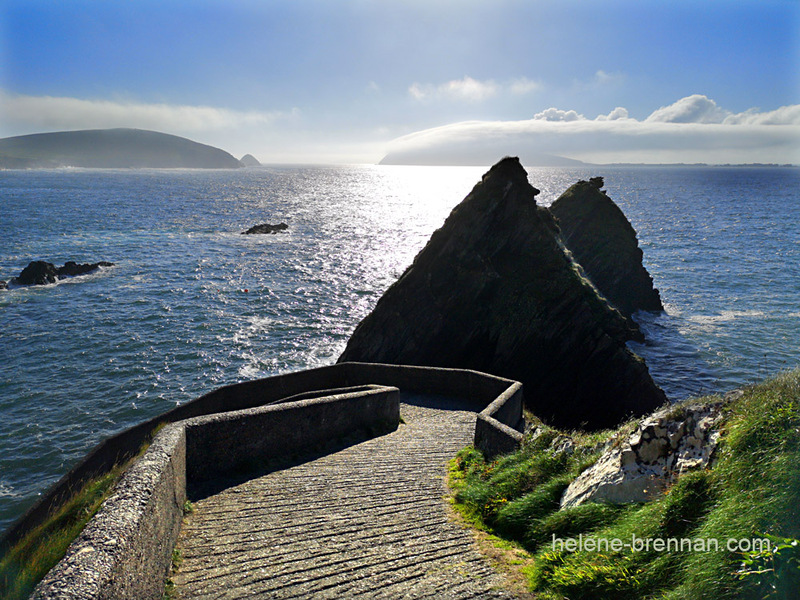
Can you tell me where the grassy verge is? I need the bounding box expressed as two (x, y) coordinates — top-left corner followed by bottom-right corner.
(0, 426), (164, 600)
(450, 370), (800, 599)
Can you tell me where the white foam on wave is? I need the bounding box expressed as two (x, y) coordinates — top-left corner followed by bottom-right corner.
(687, 310), (766, 325)
(0, 482), (19, 499)
(238, 363), (263, 378)
(231, 315), (273, 345)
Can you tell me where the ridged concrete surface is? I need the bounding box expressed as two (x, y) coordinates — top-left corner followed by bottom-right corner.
(171, 395), (516, 599)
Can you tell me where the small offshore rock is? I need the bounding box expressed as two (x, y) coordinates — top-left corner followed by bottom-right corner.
(0, 280), (7, 290)
(9, 260), (114, 286)
(57, 261), (114, 278)
(242, 222), (288, 235)
(14, 260), (60, 285)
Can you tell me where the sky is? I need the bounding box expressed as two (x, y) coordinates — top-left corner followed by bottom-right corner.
(0, 0), (798, 164)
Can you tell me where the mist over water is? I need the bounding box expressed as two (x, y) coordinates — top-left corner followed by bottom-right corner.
(1, 164), (798, 531)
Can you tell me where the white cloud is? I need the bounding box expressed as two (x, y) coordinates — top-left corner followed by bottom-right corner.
(409, 76), (498, 102)
(409, 75), (544, 102)
(723, 104), (800, 125)
(385, 95), (800, 165)
(596, 107), (630, 121)
(533, 107), (585, 122)
(509, 77), (542, 95)
(646, 94), (731, 124)
(408, 82), (429, 101)
(573, 70), (625, 91)
(0, 91), (291, 137)
(593, 70), (618, 85)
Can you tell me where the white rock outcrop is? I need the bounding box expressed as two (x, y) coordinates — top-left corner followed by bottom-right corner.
(560, 396), (732, 509)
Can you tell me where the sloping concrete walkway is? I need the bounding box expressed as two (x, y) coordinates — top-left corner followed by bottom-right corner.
(171, 394), (517, 599)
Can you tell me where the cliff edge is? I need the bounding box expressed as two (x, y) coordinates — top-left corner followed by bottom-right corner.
(339, 157), (666, 429)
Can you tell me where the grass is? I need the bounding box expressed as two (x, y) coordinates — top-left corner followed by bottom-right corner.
(0, 425), (166, 600)
(449, 369), (800, 599)
(0, 465), (126, 599)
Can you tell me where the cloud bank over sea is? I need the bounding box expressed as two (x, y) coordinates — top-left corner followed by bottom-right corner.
(384, 95), (800, 165)
(0, 91), (294, 136)
(1, 90), (797, 165)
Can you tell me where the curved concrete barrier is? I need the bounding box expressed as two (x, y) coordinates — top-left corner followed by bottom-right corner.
(32, 385), (400, 600)
(7, 364), (524, 599)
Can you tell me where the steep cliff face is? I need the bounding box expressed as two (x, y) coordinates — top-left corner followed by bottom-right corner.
(339, 157), (666, 429)
(550, 178), (663, 317)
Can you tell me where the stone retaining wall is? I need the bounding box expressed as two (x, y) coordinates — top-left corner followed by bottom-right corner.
(341, 362), (526, 457)
(10, 363), (524, 599)
(32, 385), (400, 600)
(185, 385), (400, 482)
(0, 363), (349, 553)
(474, 382), (525, 459)
(31, 424), (187, 600)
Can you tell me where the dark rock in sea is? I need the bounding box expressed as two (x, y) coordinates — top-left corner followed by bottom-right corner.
(14, 260), (60, 285)
(550, 178), (664, 318)
(338, 157), (666, 430)
(57, 260), (115, 278)
(9, 260), (114, 286)
(242, 222), (288, 235)
(0, 280), (7, 290)
(239, 154), (262, 167)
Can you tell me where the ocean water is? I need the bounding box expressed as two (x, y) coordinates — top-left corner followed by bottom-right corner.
(1, 164), (798, 532)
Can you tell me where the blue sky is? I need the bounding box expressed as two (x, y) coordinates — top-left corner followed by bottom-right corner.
(1, 0), (798, 163)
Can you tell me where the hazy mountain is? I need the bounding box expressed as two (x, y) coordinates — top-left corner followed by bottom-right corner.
(0, 128), (242, 169)
(379, 146), (587, 167)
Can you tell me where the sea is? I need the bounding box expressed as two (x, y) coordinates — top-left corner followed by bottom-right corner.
(1, 164), (799, 533)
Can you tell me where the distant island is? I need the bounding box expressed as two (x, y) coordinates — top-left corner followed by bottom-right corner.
(239, 153), (262, 167)
(379, 147), (586, 167)
(0, 128), (243, 169)
(378, 146), (797, 168)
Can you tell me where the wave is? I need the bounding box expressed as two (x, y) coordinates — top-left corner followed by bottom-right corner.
(687, 310), (767, 325)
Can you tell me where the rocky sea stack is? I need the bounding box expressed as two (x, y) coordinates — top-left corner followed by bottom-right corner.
(239, 154), (261, 167)
(241, 222), (288, 235)
(550, 177), (663, 317)
(4, 260), (113, 287)
(339, 157), (666, 429)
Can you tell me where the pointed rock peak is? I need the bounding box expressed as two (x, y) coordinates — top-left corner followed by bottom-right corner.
(588, 176), (604, 189)
(481, 156), (540, 195)
(551, 179), (664, 317)
(339, 158), (666, 430)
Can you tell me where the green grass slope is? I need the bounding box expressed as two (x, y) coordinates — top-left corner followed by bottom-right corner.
(450, 369), (800, 599)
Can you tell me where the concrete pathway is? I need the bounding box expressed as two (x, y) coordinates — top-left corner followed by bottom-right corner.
(171, 394), (517, 599)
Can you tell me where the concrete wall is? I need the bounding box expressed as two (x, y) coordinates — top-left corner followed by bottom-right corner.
(341, 363), (525, 458)
(185, 386), (400, 482)
(31, 385), (400, 600)
(474, 382), (525, 459)
(0, 364), (347, 553)
(19, 363), (524, 600)
(31, 424), (187, 600)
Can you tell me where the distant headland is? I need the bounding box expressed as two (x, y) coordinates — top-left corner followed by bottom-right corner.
(0, 128), (245, 169)
(378, 147), (797, 168)
(379, 148), (587, 167)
